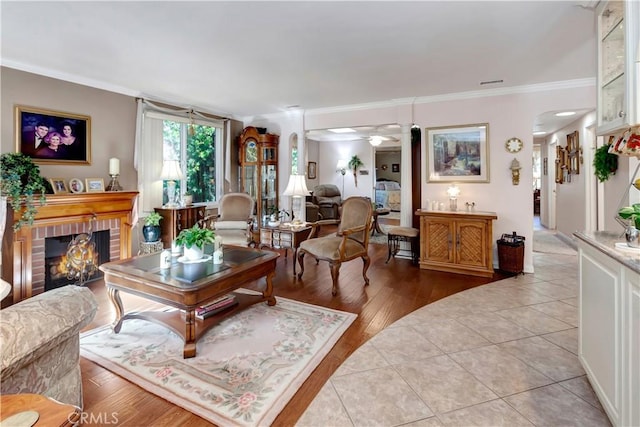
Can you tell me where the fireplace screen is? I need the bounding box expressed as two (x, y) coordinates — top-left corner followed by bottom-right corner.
(45, 230), (110, 290)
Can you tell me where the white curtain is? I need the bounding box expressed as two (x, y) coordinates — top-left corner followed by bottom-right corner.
(134, 100), (165, 221)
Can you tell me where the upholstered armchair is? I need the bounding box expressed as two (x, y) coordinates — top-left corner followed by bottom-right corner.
(0, 285), (98, 408)
(312, 184), (342, 220)
(297, 197), (373, 295)
(198, 192), (254, 246)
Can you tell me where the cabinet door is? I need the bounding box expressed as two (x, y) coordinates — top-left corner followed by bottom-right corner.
(455, 220), (489, 268)
(422, 217), (453, 263)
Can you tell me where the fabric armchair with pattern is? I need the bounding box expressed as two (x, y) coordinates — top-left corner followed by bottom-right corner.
(0, 285), (98, 408)
(297, 197), (373, 295)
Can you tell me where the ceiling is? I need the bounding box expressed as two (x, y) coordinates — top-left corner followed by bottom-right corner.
(1, 1), (597, 135)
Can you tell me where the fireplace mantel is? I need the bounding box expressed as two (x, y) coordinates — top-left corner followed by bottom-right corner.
(1, 191), (138, 305)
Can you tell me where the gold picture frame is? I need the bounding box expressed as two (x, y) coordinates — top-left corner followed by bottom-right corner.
(85, 178), (105, 193)
(49, 178), (69, 194)
(15, 105), (91, 165)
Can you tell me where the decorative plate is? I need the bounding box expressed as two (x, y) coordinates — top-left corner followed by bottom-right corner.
(177, 255), (212, 264)
(505, 137), (523, 153)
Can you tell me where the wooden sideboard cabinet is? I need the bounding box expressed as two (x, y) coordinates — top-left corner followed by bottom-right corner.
(155, 206), (206, 247)
(416, 210), (497, 277)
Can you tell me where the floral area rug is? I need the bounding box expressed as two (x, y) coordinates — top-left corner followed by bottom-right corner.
(80, 296), (356, 427)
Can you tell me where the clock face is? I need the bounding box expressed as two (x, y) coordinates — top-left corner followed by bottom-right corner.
(506, 137), (523, 153)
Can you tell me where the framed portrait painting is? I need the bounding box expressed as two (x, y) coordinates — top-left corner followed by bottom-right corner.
(15, 105), (91, 165)
(426, 123), (489, 182)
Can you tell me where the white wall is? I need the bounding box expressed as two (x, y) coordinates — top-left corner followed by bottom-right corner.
(269, 83), (595, 273)
(547, 112), (595, 238)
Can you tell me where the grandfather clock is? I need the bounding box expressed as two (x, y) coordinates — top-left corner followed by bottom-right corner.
(238, 126), (279, 226)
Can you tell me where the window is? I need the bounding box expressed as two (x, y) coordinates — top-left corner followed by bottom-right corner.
(163, 120), (219, 204)
(135, 102), (225, 216)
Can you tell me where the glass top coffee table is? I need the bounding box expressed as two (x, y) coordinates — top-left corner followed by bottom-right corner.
(100, 246), (279, 358)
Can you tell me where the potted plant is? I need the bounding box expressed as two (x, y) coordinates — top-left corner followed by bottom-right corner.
(593, 143), (618, 183)
(182, 192), (193, 206)
(348, 155), (364, 187)
(174, 224), (215, 260)
(0, 153), (48, 231)
(142, 212), (163, 242)
(619, 203), (640, 247)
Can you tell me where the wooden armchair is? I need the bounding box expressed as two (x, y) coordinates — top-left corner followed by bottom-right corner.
(297, 197), (373, 295)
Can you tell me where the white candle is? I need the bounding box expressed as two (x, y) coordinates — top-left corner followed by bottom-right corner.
(109, 158), (120, 175)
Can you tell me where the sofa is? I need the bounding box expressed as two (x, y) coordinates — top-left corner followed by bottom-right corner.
(312, 184), (342, 220)
(0, 285), (98, 408)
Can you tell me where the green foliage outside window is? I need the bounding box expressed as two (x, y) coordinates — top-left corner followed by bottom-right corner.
(163, 121), (217, 203)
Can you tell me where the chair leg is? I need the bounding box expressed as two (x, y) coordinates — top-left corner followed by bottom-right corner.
(362, 255), (370, 286)
(329, 261), (341, 295)
(386, 235), (393, 263)
(297, 251), (306, 279)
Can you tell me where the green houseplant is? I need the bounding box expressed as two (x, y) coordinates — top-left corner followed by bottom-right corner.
(619, 203), (640, 229)
(142, 212), (163, 242)
(593, 144), (618, 183)
(0, 153), (48, 230)
(174, 224), (215, 260)
(348, 155), (364, 187)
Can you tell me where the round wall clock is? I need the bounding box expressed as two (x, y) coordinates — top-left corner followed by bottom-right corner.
(506, 137), (523, 153)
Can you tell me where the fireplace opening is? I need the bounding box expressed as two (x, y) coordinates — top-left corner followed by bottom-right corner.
(45, 230), (110, 291)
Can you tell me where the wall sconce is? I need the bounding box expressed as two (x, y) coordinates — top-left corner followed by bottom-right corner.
(447, 184), (460, 211)
(336, 159), (347, 195)
(510, 158), (521, 185)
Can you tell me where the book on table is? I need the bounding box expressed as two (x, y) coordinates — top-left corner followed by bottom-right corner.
(195, 294), (238, 319)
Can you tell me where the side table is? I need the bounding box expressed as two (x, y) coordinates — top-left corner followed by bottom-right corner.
(371, 208), (391, 235)
(259, 224), (312, 275)
(0, 393), (81, 426)
(138, 240), (164, 255)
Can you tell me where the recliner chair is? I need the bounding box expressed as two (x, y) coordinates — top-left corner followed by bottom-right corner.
(312, 184), (342, 220)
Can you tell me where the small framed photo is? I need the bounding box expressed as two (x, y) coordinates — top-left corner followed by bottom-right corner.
(392, 163), (400, 173)
(69, 178), (84, 193)
(49, 178), (69, 194)
(85, 178), (105, 193)
(307, 161), (317, 179)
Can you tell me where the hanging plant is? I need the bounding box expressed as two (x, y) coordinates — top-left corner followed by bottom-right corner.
(348, 155), (364, 187)
(593, 144), (618, 183)
(0, 153), (48, 230)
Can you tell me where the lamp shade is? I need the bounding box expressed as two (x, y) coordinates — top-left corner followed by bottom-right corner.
(447, 184), (460, 198)
(160, 160), (184, 180)
(336, 159), (347, 171)
(283, 174), (310, 197)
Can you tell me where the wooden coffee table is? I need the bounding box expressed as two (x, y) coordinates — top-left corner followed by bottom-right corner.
(100, 246), (279, 358)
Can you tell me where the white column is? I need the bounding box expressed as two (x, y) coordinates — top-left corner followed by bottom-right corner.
(400, 123), (412, 227)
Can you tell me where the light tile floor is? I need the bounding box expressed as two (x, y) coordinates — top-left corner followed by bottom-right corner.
(297, 228), (612, 427)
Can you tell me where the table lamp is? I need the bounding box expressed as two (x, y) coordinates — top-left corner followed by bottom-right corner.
(447, 184), (460, 211)
(161, 160), (184, 208)
(283, 174), (310, 225)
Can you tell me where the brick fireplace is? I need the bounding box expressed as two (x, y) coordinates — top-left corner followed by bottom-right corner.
(1, 192), (138, 305)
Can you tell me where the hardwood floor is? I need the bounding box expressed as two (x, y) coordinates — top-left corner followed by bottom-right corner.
(81, 222), (509, 426)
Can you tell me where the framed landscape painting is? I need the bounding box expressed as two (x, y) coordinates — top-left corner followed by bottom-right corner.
(426, 123), (489, 182)
(15, 105), (91, 165)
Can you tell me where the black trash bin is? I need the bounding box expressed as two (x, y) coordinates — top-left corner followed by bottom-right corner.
(497, 232), (525, 274)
